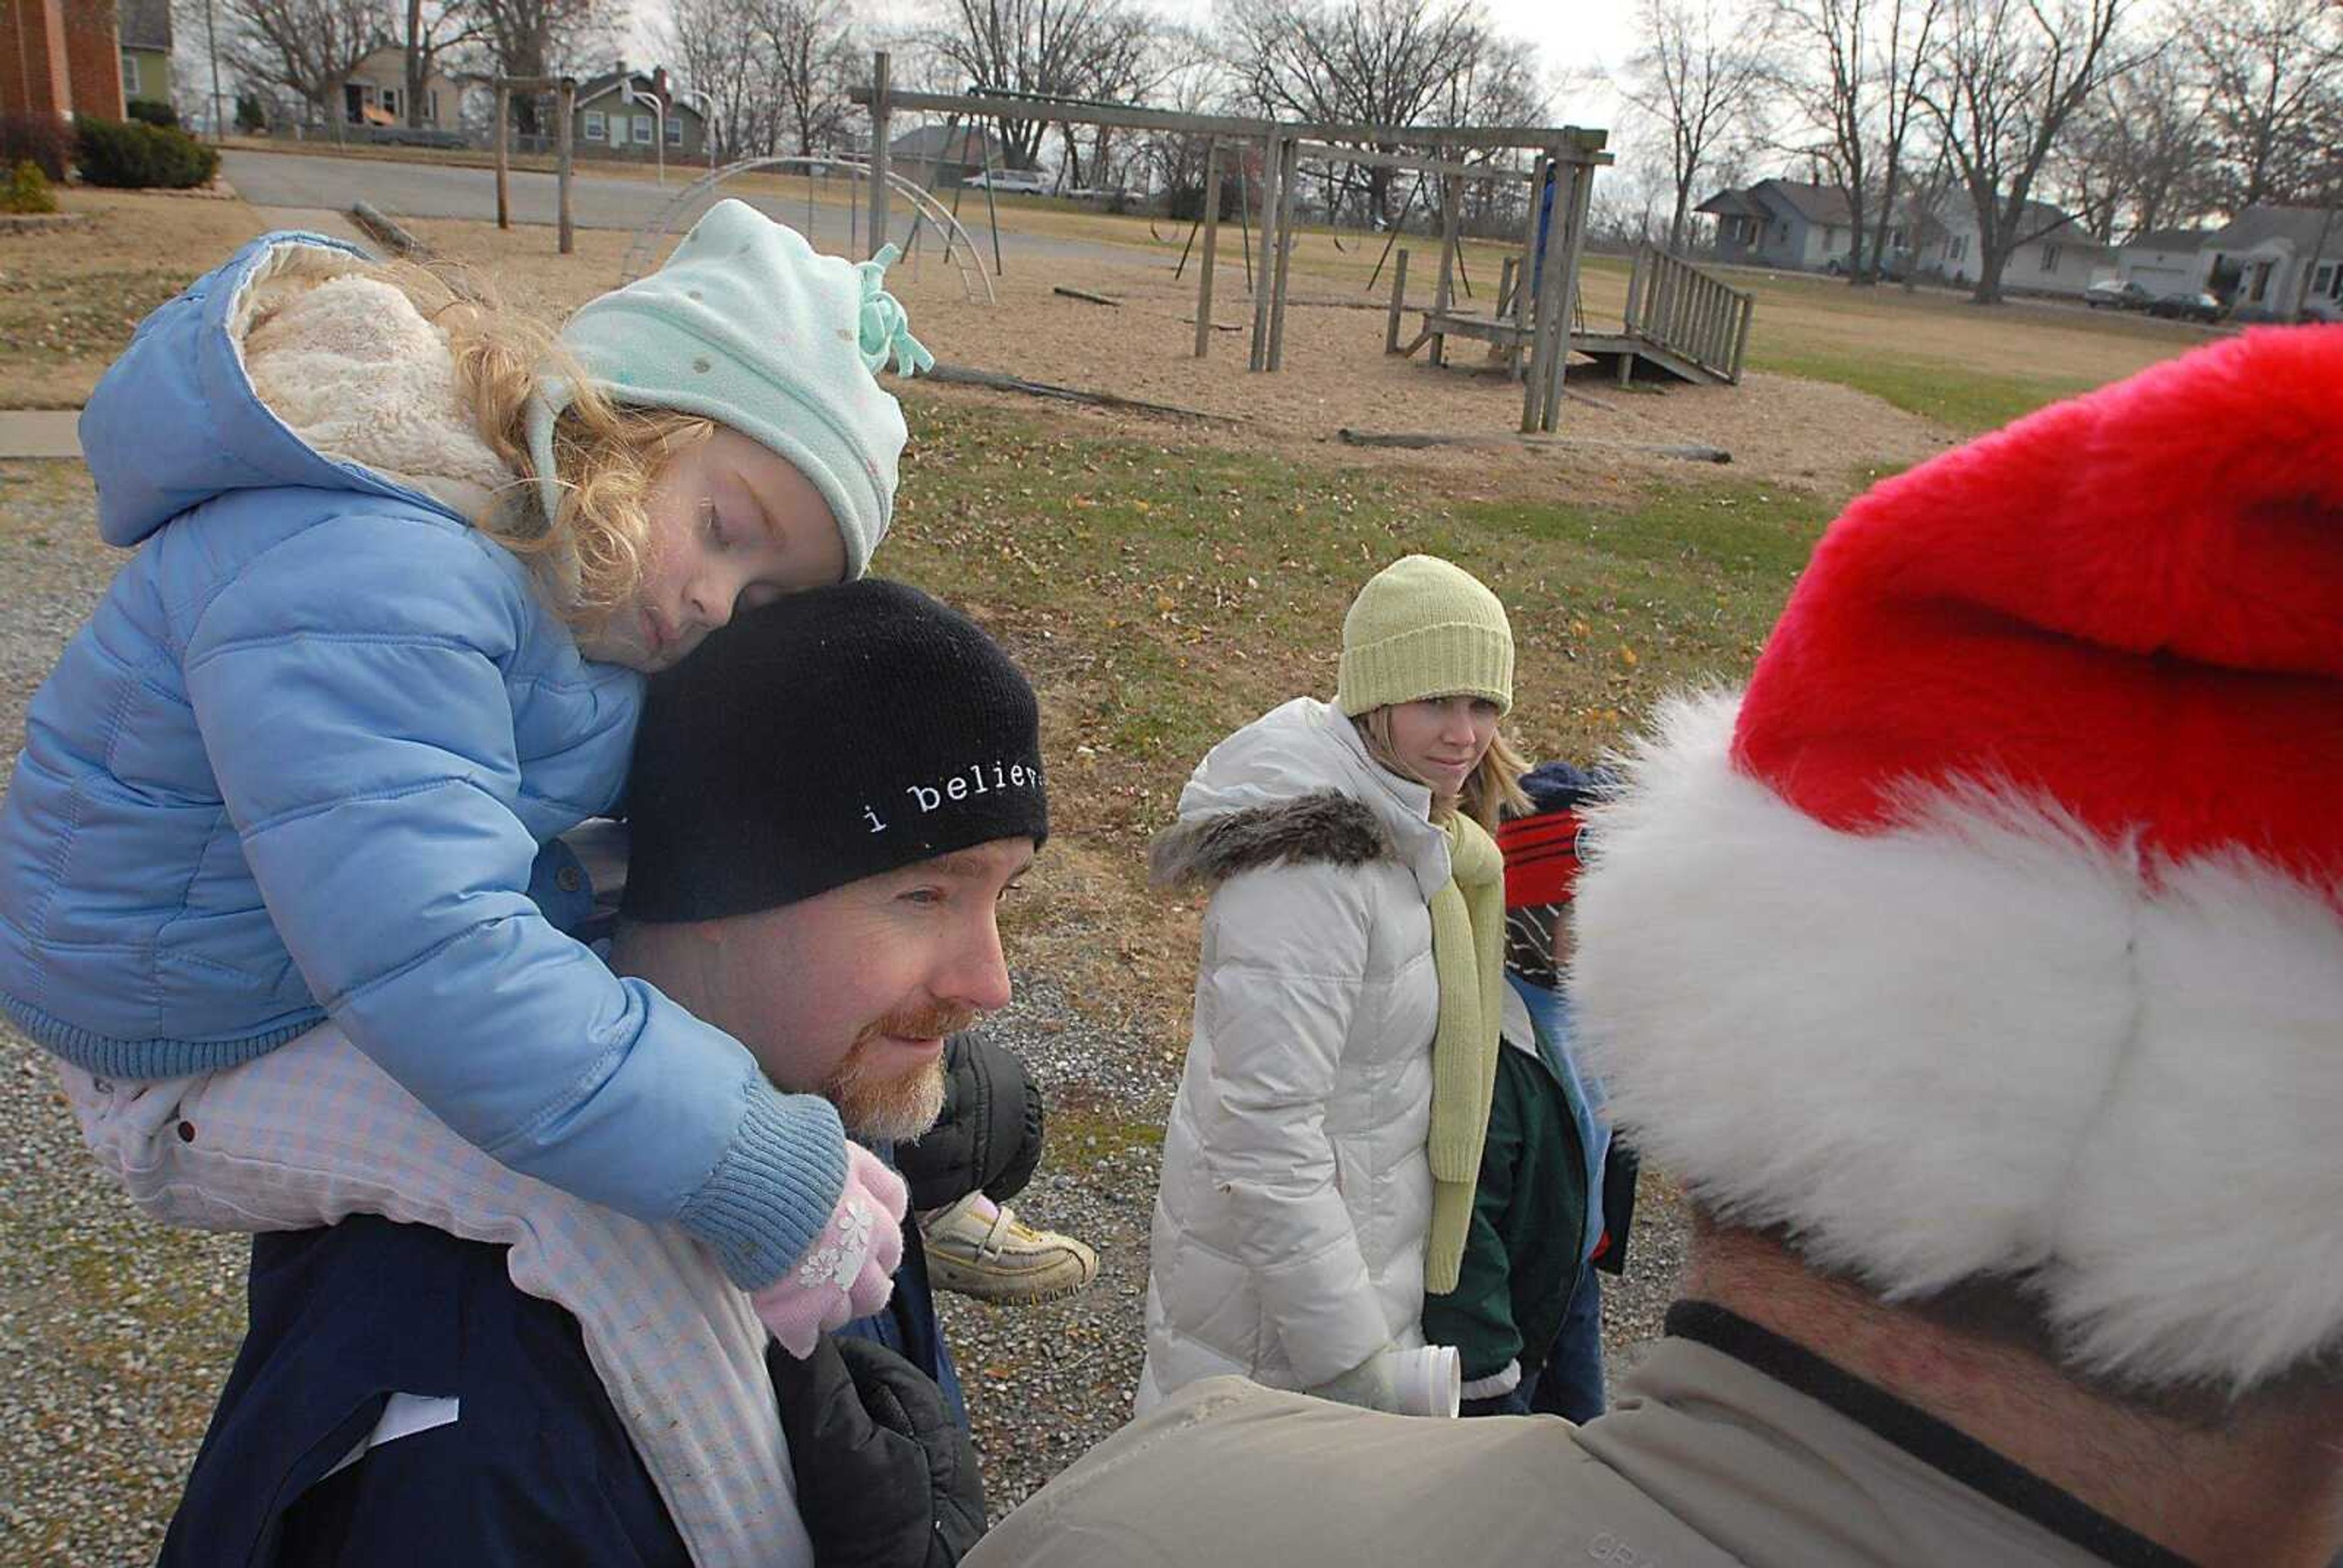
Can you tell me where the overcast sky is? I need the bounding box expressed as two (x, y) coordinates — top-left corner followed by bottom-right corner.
(840, 0), (1644, 129)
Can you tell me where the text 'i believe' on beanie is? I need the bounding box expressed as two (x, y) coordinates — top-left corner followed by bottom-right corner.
(621, 578), (1046, 924)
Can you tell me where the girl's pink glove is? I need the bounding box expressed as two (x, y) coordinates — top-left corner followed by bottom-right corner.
(751, 1142), (909, 1359)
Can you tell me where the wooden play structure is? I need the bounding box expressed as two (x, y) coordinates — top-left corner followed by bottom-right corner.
(850, 56), (1617, 434)
(1393, 240), (1757, 390)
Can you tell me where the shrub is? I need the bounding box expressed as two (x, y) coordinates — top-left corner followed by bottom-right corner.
(235, 93), (267, 134)
(74, 116), (219, 189)
(0, 112), (73, 182)
(126, 97), (180, 128)
(1, 159), (58, 214)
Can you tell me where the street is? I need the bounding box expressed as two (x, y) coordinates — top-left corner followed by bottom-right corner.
(220, 148), (1169, 273)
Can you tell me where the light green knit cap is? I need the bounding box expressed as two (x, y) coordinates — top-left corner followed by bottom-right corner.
(522, 200), (933, 579)
(1337, 555), (1515, 716)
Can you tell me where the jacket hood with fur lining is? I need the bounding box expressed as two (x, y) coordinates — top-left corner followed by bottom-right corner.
(1151, 697), (1450, 902)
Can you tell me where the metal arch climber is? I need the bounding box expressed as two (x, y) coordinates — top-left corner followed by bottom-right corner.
(617, 156), (998, 306)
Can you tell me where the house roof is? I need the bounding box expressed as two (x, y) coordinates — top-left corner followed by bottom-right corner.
(889, 124), (1002, 164)
(117, 0), (171, 52)
(1756, 178), (1857, 227)
(1695, 188), (1765, 218)
(2124, 227), (2209, 253)
(574, 67), (708, 120)
(2208, 205), (2343, 260)
(2002, 198), (2087, 241)
(348, 45), (459, 87)
(1696, 179), (1862, 226)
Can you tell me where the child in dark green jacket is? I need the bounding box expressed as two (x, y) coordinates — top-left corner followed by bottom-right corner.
(1423, 762), (1635, 1419)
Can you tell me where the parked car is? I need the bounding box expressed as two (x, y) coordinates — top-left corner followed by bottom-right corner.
(1822, 256), (1910, 282)
(2083, 278), (2154, 311)
(2147, 290), (2225, 323)
(964, 168), (1052, 195)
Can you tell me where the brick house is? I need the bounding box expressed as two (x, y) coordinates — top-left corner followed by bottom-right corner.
(0, 0), (127, 121)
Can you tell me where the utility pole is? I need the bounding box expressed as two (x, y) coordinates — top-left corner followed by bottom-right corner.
(204, 0), (225, 141)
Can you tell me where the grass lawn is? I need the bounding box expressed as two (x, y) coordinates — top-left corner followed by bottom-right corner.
(879, 391), (1819, 1029)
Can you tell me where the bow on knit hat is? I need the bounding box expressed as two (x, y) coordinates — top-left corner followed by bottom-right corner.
(525, 201), (932, 579)
(1572, 325), (2343, 1397)
(621, 580), (1044, 922)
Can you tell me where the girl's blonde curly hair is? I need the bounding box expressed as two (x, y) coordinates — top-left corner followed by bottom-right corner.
(383, 261), (710, 631)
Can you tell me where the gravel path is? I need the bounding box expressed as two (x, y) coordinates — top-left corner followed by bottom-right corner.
(0, 457), (1688, 1563)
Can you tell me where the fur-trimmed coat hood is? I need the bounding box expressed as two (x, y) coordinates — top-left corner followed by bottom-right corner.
(1150, 698), (1450, 901)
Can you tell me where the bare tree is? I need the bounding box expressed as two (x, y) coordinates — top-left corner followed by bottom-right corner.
(1216, 0), (1540, 225)
(1621, 0), (1776, 252)
(1131, 51), (1233, 215)
(663, 0), (777, 158)
(918, 0), (1162, 171)
(201, 0), (389, 126)
(1770, 0), (1943, 281)
(2192, 0), (2343, 211)
(2051, 46), (2218, 239)
(1920, 0), (2139, 302)
(470, 0), (619, 133)
(1587, 145), (1674, 246)
(1051, 7), (1192, 189)
(758, 0), (857, 156)
(403, 0), (483, 128)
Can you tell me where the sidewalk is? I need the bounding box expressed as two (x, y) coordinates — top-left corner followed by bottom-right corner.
(0, 411), (81, 459)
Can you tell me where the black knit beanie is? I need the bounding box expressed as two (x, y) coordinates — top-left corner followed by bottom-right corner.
(621, 580), (1048, 922)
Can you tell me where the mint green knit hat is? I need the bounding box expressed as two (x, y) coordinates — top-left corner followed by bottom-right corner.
(524, 199), (933, 578)
(1337, 555), (1515, 716)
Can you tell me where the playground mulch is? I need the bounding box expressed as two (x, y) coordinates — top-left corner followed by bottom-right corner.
(404, 214), (1954, 505)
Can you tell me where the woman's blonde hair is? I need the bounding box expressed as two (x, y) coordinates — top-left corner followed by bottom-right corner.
(378, 260), (711, 630)
(1355, 705), (1530, 832)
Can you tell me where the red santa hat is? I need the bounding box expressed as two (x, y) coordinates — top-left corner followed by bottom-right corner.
(1572, 326), (2343, 1395)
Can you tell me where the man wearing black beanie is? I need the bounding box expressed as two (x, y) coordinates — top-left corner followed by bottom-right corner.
(617, 578), (1048, 1148)
(166, 581), (1051, 1568)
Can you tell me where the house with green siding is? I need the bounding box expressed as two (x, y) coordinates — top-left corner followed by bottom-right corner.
(117, 0), (171, 111)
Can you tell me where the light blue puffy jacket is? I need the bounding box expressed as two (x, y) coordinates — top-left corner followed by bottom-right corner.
(0, 230), (845, 1289)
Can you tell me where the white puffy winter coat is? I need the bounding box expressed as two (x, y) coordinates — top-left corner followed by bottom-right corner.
(1138, 698), (1453, 1411)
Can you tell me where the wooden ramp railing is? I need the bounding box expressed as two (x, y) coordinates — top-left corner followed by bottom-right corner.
(1624, 245), (1755, 384)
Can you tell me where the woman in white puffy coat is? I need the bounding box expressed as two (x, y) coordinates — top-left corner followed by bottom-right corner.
(1139, 556), (1527, 1412)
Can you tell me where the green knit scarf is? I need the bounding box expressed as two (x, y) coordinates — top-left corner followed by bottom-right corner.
(1423, 811), (1507, 1295)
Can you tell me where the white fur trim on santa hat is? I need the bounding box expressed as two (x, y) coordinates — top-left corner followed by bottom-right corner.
(1573, 691), (2343, 1394)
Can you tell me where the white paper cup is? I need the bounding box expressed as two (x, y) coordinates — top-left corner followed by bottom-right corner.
(1388, 1345), (1461, 1418)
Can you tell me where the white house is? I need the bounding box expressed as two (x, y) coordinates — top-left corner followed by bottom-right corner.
(1911, 198), (2112, 296)
(2202, 206), (2343, 321)
(2115, 229), (2211, 293)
